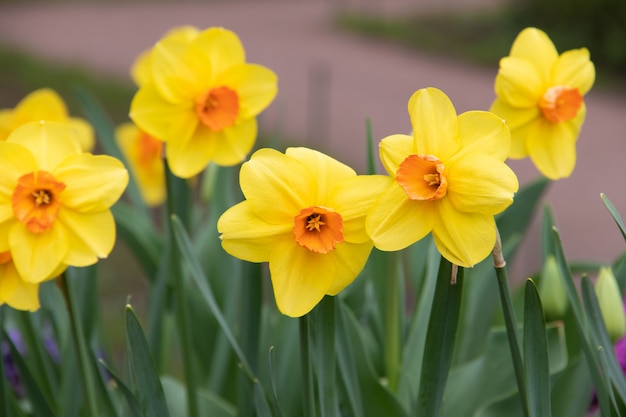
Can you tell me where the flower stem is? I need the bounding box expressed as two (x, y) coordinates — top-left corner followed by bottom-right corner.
(299, 314), (316, 417)
(385, 251), (401, 391)
(164, 160), (198, 417)
(59, 272), (99, 417)
(317, 296), (337, 417)
(493, 230), (530, 417)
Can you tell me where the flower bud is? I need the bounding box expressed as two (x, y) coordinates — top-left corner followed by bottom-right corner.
(538, 255), (569, 321)
(595, 267), (626, 342)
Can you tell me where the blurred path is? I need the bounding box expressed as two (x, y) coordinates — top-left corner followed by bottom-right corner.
(1, 0), (625, 277)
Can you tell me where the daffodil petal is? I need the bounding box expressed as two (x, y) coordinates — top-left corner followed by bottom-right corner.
(218, 201), (292, 262)
(270, 240), (335, 317)
(408, 88), (460, 161)
(214, 64), (277, 120)
(509, 27), (558, 81)
(0, 109), (14, 141)
(450, 111), (511, 162)
(10, 222), (67, 283)
(287, 147), (356, 202)
(187, 28), (245, 81)
(367, 183), (435, 251)
(0, 142), (36, 198)
(54, 154), (129, 212)
(552, 48), (595, 95)
(58, 209), (116, 266)
(446, 155), (518, 215)
(0, 261), (40, 311)
(151, 39), (200, 103)
(326, 241), (373, 295)
(495, 57), (543, 108)
(67, 117), (95, 152)
(240, 148), (311, 223)
(131, 48), (152, 86)
(432, 199), (496, 267)
(379, 134), (415, 176)
(210, 119), (257, 166)
(526, 112), (583, 179)
(12, 88), (67, 124)
(7, 121), (81, 170)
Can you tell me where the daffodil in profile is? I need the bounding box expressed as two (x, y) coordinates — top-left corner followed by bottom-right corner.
(0, 121), (128, 283)
(0, 88), (95, 151)
(0, 251), (41, 311)
(366, 88), (519, 267)
(130, 26), (278, 179)
(490, 27), (595, 179)
(115, 122), (165, 206)
(218, 147), (388, 317)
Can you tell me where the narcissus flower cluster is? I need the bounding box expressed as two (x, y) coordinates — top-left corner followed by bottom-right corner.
(0, 121), (128, 310)
(490, 27), (595, 179)
(218, 148), (388, 317)
(130, 26), (278, 179)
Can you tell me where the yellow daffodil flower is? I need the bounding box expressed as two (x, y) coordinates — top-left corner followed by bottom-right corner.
(490, 27), (595, 179)
(0, 121), (128, 283)
(0, 251), (41, 311)
(218, 147), (388, 317)
(130, 27), (278, 179)
(115, 122), (165, 206)
(0, 88), (95, 152)
(366, 88), (519, 267)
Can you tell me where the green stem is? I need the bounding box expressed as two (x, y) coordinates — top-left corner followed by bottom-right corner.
(493, 231), (530, 417)
(385, 251), (401, 391)
(0, 306), (9, 417)
(299, 315), (316, 417)
(164, 160), (198, 417)
(317, 296), (337, 417)
(59, 272), (99, 417)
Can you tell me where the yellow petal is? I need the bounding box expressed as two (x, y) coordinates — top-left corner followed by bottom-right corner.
(54, 153), (129, 212)
(552, 48), (595, 95)
(446, 155), (518, 215)
(379, 134), (415, 177)
(218, 201), (292, 262)
(489, 99), (540, 158)
(495, 57), (544, 108)
(216, 64), (277, 120)
(408, 88), (460, 161)
(450, 111), (511, 162)
(366, 183), (435, 251)
(12, 88), (68, 125)
(269, 240), (335, 317)
(0, 142), (36, 198)
(10, 222), (67, 283)
(0, 109), (15, 141)
(432, 199), (496, 267)
(240, 148), (311, 224)
(186, 27), (246, 81)
(326, 241), (373, 295)
(67, 117), (95, 152)
(328, 175), (391, 243)
(130, 84), (198, 144)
(6, 121), (82, 171)
(509, 28), (558, 82)
(131, 49), (152, 86)
(525, 108), (584, 179)
(286, 147), (355, 202)
(151, 39), (200, 103)
(210, 118), (257, 166)
(57, 209), (116, 266)
(0, 260), (40, 311)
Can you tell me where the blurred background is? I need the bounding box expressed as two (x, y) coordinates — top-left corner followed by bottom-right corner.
(0, 0), (625, 349)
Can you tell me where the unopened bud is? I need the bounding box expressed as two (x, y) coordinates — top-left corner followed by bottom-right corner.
(595, 267), (626, 342)
(538, 255), (568, 321)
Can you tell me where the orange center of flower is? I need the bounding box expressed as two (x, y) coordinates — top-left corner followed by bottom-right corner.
(195, 86), (240, 131)
(0, 251), (11, 265)
(136, 130), (163, 167)
(539, 86), (583, 123)
(11, 171), (66, 234)
(293, 206), (344, 254)
(396, 154), (447, 201)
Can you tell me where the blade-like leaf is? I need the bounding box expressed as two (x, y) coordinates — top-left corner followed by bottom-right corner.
(523, 279), (551, 417)
(125, 305), (171, 417)
(601, 193), (626, 242)
(99, 359), (142, 417)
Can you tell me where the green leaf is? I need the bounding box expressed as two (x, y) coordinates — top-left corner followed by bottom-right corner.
(0, 307), (10, 417)
(416, 257), (464, 417)
(161, 376), (236, 417)
(601, 193), (626, 242)
(315, 296), (338, 417)
(550, 357), (592, 417)
(523, 280), (551, 417)
(99, 360), (142, 417)
(125, 305), (171, 417)
(365, 118), (377, 175)
(336, 301), (365, 417)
